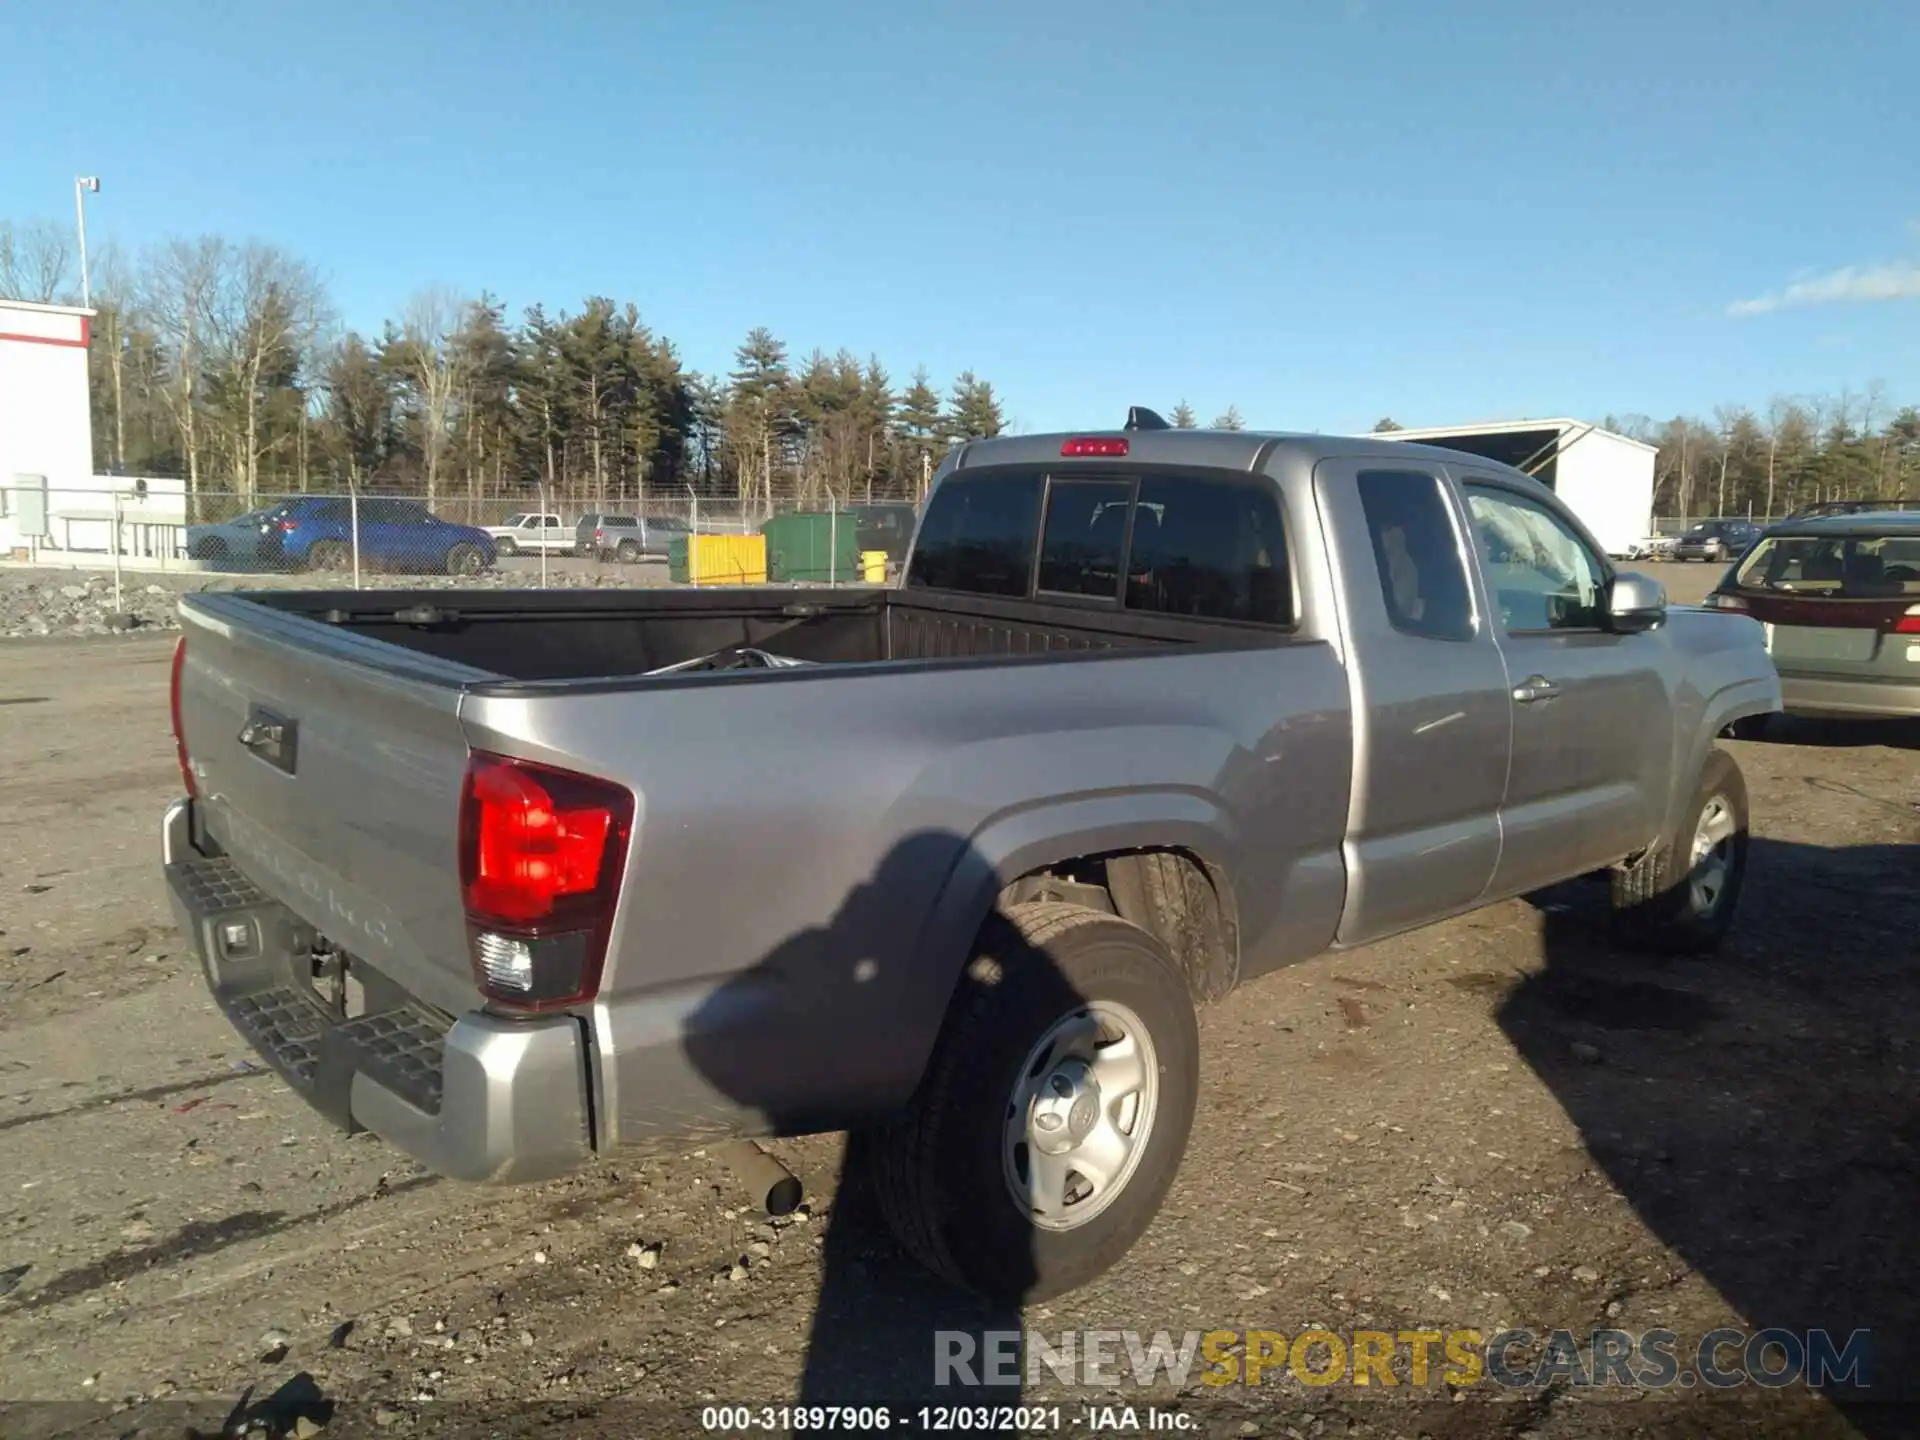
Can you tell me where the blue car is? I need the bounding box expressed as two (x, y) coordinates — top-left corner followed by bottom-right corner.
(260, 496), (497, 576)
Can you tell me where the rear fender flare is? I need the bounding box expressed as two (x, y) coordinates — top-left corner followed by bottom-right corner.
(888, 792), (1237, 1103)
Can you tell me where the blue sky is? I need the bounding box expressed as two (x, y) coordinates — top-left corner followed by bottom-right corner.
(4, 0), (1917, 433)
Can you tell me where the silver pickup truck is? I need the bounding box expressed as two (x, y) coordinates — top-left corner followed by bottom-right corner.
(161, 422), (1780, 1301)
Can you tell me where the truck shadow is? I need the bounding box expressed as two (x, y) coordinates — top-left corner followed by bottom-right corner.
(683, 830), (1070, 1415)
(1507, 833), (1919, 1434)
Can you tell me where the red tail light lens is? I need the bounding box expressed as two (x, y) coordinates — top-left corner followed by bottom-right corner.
(459, 752), (633, 1010)
(1895, 605), (1920, 635)
(170, 636), (197, 797)
(275, 518), (298, 532)
(1061, 437), (1129, 457)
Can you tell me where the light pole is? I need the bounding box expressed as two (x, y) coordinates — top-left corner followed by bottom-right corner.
(74, 176), (100, 307)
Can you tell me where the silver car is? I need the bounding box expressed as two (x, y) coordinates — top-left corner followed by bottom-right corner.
(1706, 511), (1920, 720)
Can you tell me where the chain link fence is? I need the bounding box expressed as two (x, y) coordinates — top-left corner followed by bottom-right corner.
(1, 480), (919, 596)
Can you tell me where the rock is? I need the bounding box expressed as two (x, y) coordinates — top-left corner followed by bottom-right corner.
(626, 1242), (661, 1269)
(518, 1330), (535, 1348)
(728, 1264), (749, 1283)
(1570, 1041), (1604, 1064)
(372, 1406), (399, 1428)
(747, 1241), (772, 1260)
(532, 1249), (548, 1264)
(1499, 1221), (1534, 1243)
(385, 1316), (413, 1338)
(1572, 1265), (1601, 1284)
(294, 1416), (325, 1438)
(1605, 1300), (1624, 1318)
(120, 1219), (158, 1243)
(59, 585), (89, 599)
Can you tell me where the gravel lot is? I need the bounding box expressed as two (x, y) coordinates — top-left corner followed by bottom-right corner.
(0, 564), (1915, 1439)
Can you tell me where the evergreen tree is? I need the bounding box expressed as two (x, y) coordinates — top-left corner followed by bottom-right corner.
(1171, 401), (1197, 429)
(948, 371), (1005, 440)
(1212, 406), (1245, 431)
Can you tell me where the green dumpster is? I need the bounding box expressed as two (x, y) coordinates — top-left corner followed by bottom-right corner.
(761, 512), (864, 583)
(668, 535), (691, 583)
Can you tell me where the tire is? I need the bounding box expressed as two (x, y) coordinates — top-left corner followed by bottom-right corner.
(1611, 748), (1749, 955)
(615, 539), (641, 563)
(446, 543), (484, 576)
(862, 901), (1200, 1302)
(307, 539), (350, 572)
(495, 537), (518, 556)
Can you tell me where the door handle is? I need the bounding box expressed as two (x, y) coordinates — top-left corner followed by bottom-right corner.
(1512, 675), (1562, 704)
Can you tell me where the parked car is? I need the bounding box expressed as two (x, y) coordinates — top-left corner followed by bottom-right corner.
(163, 420), (1777, 1302)
(184, 508), (276, 567)
(484, 512), (575, 556)
(258, 497), (497, 575)
(1673, 517), (1762, 563)
(1706, 509), (1920, 723)
(580, 513), (691, 562)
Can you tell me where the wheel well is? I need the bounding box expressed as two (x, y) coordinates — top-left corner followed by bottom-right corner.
(996, 847), (1239, 1004)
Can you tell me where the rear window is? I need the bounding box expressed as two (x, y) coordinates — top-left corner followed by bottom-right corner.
(1127, 476), (1290, 625)
(1734, 533), (1920, 596)
(906, 473), (1044, 597)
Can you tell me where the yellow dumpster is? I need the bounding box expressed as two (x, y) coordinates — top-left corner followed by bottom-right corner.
(860, 549), (888, 584)
(671, 533), (767, 584)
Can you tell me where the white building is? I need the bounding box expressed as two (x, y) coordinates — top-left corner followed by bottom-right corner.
(1, 299), (97, 556)
(1376, 418), (1658, 559)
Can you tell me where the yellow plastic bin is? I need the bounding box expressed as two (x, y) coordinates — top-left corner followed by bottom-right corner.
(860, 549), (888, 584)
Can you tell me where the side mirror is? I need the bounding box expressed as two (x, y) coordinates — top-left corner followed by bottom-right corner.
(1607, 571), (1667, 633)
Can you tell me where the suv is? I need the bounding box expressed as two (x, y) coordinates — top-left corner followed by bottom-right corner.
(260, 497), (497, 576)
(1673, 518), (1762, 563)
(1706, 510), (1920, 722)
(579, 513), (692, 562)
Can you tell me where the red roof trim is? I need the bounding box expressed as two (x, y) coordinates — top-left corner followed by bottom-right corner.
(0, 324), (89, 349)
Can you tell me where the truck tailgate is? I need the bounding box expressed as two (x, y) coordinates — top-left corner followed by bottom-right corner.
(174, 595), (497, 1017)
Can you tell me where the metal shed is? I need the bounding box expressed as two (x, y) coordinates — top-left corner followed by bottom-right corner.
(1375, 417), (1658, 560)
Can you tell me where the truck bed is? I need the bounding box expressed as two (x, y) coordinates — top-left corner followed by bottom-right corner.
(218, 585), (1271, 684)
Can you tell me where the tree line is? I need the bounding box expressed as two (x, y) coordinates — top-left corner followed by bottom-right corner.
(2, 216), (1013, 519)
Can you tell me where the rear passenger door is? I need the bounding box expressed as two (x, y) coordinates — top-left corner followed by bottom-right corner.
(1313, 461), (1511, 944)
(1456, 478), (1672, 890)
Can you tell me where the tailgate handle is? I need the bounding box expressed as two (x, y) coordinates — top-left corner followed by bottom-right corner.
(239, 707), (299, 774)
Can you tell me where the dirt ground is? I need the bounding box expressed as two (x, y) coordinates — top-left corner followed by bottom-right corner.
(0, 564), (1915, 1440)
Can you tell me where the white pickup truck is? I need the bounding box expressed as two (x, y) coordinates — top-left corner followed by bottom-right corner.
(482, 513), (575, 556)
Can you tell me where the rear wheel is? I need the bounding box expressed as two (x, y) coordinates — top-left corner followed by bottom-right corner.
(1611, 748), (1749, 954)
(495, 536), (519, 556)
(862, 902), (1200, 1302)
(307, 539), (350, 572)
(446, 542), (485, 576)
(616, 539), (641, 563)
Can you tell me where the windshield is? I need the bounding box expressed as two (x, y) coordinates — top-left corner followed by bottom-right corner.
(1686, 522), (1728, 537)
(1733, 533), (1920, 595)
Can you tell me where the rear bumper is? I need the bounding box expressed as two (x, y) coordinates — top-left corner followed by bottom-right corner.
(1779, 673), (1920, 720)
(162, 798), (591, 1184)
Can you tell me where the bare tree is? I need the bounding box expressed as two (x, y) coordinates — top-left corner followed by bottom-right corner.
(395, 288), (471, 511)
(205, 242), (327, 505)
(0, 219), (76, 303)
(142, 237), (226, 510)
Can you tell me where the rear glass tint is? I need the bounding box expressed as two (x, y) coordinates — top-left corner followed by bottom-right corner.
(1127, 476), (1290, 625)
(906, 473), (1044, 597)
(1734, 533), (1920, 596)
(1038, 479), (1131, 598)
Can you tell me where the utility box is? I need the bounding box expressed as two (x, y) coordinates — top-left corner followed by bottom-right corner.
(6, 474), (50, 537)
(761, 512), (863, 583)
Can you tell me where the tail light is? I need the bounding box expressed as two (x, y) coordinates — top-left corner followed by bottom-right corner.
(274, 517), (299, 532)
(170, 636), (197, 797)
(1062, 437), (1129, 457)
(458, 752), (633, 1011)
(1895, 605), (1920, 636)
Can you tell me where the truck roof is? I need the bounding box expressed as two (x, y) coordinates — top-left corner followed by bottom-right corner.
(951, 423), (1547, 488)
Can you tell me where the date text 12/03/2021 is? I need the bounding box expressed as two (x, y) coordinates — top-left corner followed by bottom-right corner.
(699, 1405), (1194, 1432)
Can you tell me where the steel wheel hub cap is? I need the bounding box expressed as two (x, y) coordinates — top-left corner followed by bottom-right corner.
(1004, 1001), (1159, 1233)
(1689, 795), (1737, 916)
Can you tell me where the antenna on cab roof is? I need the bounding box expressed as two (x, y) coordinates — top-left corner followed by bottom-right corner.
(1124, 406), (1171, 432)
